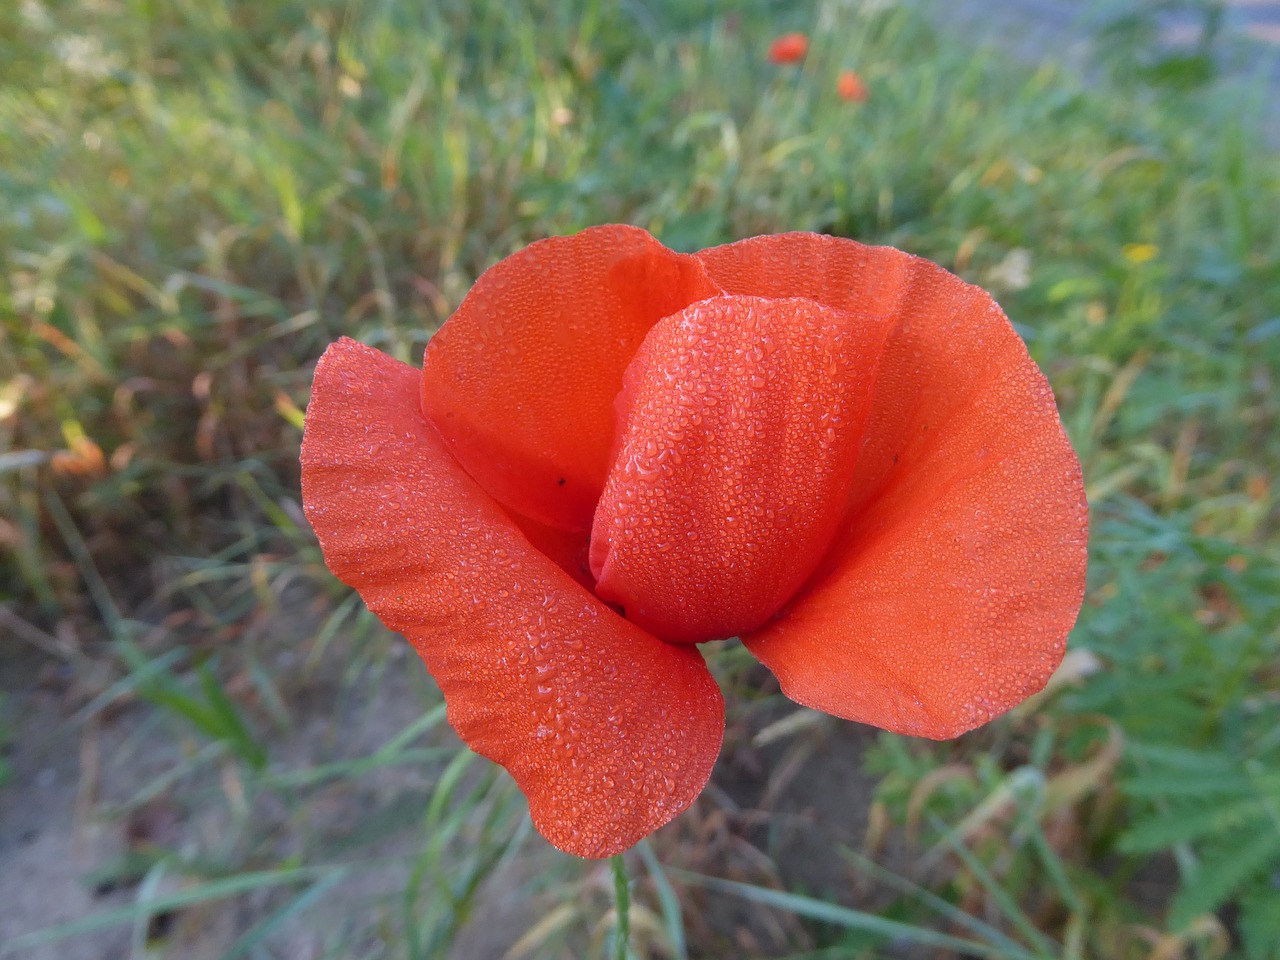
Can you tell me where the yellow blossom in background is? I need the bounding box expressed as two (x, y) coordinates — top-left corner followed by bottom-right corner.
(1123, 243), (1159, 264)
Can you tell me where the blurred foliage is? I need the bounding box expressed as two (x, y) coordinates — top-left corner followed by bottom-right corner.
(2, 0), (1279, 957)
(1092, 0), (1228, 90)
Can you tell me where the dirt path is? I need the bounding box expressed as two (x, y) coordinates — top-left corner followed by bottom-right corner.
(925, 0), (1280, 138)
(929, 0), (1280, 49)
(929, 0), (1280, 76)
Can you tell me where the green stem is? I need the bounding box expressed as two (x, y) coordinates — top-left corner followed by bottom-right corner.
(610, 853), (630, 960)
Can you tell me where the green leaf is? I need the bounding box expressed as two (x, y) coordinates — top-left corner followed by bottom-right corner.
(1170, 827), (1280, 929)
(1126, 742), (1240, 774)
(1239, 885), (1280, 960)
(1119, 797), (1269, 854)
(196, 662), (267, 770)
(1123, 772), (1265, 798)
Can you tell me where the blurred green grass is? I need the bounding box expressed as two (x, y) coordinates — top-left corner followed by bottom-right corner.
(2, 0), (1279, 957)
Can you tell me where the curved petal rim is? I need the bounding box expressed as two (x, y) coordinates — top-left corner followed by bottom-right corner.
(699, 234), (1088, 738)
(302, 337), (725, 855)
(420, 225), (722, 532)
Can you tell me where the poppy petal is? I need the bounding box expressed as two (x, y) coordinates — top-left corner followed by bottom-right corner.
(590, 295), (893, 645)
(768, 32), (810, 65)
(509, 513), (595, 592)
(420, 225), (722, 532)
(837, 69), (869, 103)
(302, 338), (724, 856)
(698, 234), (1087, 738)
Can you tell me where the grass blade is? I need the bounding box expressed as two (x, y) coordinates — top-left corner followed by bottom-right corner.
(637, 840), (687, 960)
(928, 815), (1060, 957)
(3, 867), (337, 955)
(671, 869), (1041, 960)
(840, 847), (1032, 957)
(221, 868), (350, 959)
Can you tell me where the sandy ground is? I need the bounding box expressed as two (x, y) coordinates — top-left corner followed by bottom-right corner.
(0, 639), (459, 960)
(0, 662), (127, 960)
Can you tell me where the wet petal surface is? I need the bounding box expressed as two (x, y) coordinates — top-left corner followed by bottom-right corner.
(420, 225), (722, 532)
(302, 338), (724, 856)
(699, 234), (1088, 737)
(590, 295), (892, 645)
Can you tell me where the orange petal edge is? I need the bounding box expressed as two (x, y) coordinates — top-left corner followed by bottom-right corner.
(301, 337), (725, 855)
(697, 234), (1088, 738)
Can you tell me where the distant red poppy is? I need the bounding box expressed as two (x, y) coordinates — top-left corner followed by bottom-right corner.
(300, 226), (1088, 859)
(838, 69), (869, 103)
(768, 32), (809, 64)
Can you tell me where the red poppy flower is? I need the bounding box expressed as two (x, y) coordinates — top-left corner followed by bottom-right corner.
(768, 32), (810, 65)
(300, 226), (1088, 859)
(837, 69), (869, 103)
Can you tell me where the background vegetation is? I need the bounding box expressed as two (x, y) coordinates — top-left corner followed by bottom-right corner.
(2, 0), (1278, 957)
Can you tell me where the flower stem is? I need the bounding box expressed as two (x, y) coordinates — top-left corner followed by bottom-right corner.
(611, 853), (630, 960)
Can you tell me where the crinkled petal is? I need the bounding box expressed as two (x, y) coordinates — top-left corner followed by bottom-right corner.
(301, 338), (724, 856)
(420, 225), (722, 532)
(590, 295), (892, 645)
(698, 234), (1087, 738)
